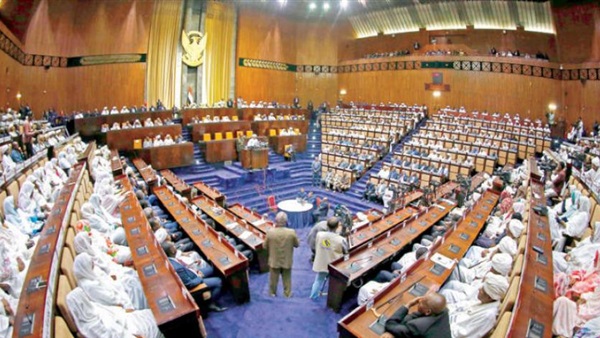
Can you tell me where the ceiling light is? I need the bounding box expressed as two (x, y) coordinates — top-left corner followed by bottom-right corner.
(309, 2), (316, 10)
(340, 0), (348, 8)
(548, 103), (557, 111)
(278, 0), (286, 5)
(432, 91), (441, 98)
(323, 2), (330, 10)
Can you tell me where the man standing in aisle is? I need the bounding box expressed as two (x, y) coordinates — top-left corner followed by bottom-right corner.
(265, 212), (299, 298)
(310, 217), (347, 300)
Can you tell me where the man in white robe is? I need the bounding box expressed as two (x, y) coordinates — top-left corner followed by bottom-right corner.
(448, 273), (509, 338)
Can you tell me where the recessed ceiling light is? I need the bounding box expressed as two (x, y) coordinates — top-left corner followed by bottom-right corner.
(340, 0), (348, 8)
(278, 0), (286, 5)
(309, 2), (316, 10)
(323, 2), (330, 10)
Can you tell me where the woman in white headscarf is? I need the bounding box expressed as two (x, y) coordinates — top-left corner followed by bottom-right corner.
(50, 157), (68, 181)
(44, 161), (64, 187)
(66, 146), (78, 165)
(80, 201), (115, 234)
(0, 245), (25, 298)
(563, 196), (592, 239)
(73, 234), (146, 309)
(57, 151), (72, 174)
(3, 196), (41, 236)
(72, 253), (135, 309)
(1, 145), (16, 174)
(89, 194), (121, 226)
(67, 287), (162, 338)
(17, 181), (47, 219)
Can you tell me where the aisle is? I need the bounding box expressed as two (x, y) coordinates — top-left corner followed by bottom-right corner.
(203, 228), (356, 338)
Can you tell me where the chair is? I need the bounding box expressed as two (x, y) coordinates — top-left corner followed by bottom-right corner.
(65, 227), (77, 258)
(246, 130), (253, 138)
(267, 195), (277, 214)
(133, 139), (142, 150)
(6, 181), (19, 198)
(225, 132), (234, 140)
(0, 190), (6, 220)
(60, 249), (77, 289)
(269, 129), (277, 137)
(490, 311), (512, 338)
(55, 316), (75, 338)
(214, 132), (223, 141)
(236, 131), (244, 138)
(203, 134), (212, 142)
(56, 275), (79, 334)
(294, 128), (300, 135)
(510, 254), (524, 280)
(499, 277), (520, 315)
(231, 116), (238, 121)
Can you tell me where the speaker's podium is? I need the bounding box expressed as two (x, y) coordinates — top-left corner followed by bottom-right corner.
(240, 136), (269, 170)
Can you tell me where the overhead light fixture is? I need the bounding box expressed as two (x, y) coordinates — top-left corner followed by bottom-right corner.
(278, 0), (286, 5)
(340, 0), (348, 8)
(432, 91), (441, 98)
(309, 2), (316, 10)
(323, 2), (330, 10)
(548, 103), (557, 111)
(340, 89), (347, 95)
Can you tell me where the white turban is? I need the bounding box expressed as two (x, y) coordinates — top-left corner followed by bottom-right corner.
(483, 273), (509, 301)
(592, 157), (600, 167)
(508, 219), (524, 238)
(491, 253), (513, 276)
(498, 237), (518, 257)
(512, 201), (525, 215)
(155, 228), (168, 243)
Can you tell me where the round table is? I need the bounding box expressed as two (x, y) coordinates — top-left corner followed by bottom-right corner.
(277, 199), (314, 228)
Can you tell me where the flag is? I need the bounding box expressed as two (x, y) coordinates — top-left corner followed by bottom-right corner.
(187, 87), (195, 105)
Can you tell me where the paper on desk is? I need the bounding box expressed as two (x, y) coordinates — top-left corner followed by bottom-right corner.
(226, 222), (239, 230)
(352, 220), (369, 230)
(252, 219), (266, 227)
(430, 253), (455, 270)
(239, 231), (253, 240)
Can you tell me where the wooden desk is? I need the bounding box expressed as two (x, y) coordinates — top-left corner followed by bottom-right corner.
(193, 182), (225, 207)
(13, 163), (85, 338)
(181, 108), (238, 125)
(110, 149), (123, 176)
(106, 125), (182, 151)
(119, 180), (204, 337)
(349, 207), (418, 251)
(227, 203), (276, 234)
(269, 135), (307, 155)
(139, 143), (194, 169)
(189, 121), (251, 142)
(74, 110), (173, 138)
(338, 190), (500, 337)
(160, 169), (192, 200)
(152, 186), (251, 303)
(132, 158), (158, 189)
(192, 195), (268, 274)
(204, 139), (237, 163)
(507, 177), (553, 338)
(240, 148), (269, 169)
(251, 120), (309, 136)
(528, 157), (543, 182)
(327, 201), (454, 312)
(239, 108), (310, 121)
(352, 209), (384, 232)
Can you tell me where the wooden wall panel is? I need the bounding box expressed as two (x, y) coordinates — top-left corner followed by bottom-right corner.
(553, 4), (600, 63)
(296, 73), (338, 107)
(338, 69), (562, 122)
(25, 0), (154, 56)
(235, 67), (296, 104)
(236, 8), (297, 64)
(562, 79), (600, 132)
(0, 52), (23, 111)
(20, 63), (147, 115)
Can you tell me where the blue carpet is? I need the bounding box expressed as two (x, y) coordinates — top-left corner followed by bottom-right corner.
(204, 227), (356, 338)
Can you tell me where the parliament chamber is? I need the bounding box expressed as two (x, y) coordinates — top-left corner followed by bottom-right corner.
(1, 0), (600, 338)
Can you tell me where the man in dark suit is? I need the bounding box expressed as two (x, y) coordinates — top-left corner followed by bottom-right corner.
(382, 292), (451, 338)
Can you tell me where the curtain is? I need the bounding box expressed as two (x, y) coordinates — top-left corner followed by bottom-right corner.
(146, 0), (183, 108)
(202, 1), (235, 106)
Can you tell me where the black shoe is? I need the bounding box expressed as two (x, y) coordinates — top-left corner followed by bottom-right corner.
(208, 303), (228, 312)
